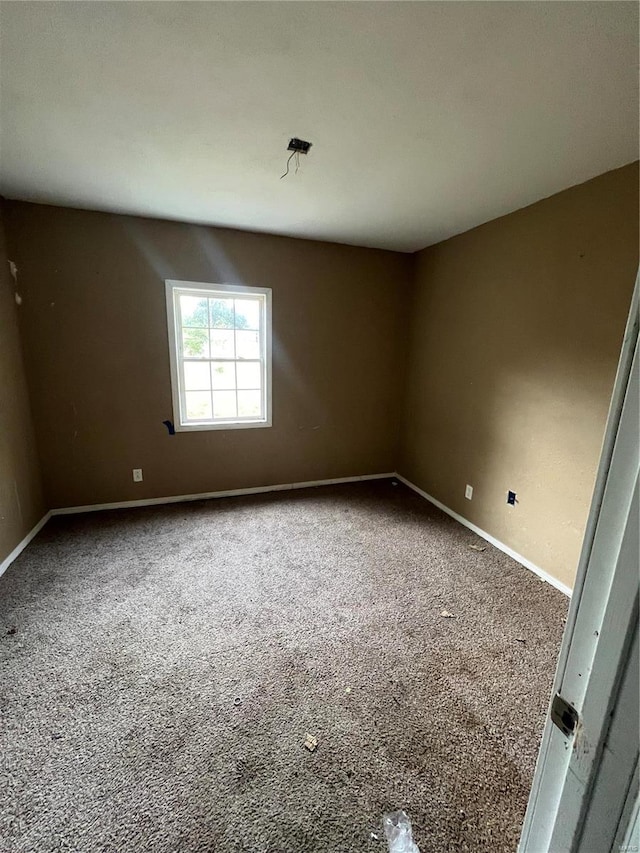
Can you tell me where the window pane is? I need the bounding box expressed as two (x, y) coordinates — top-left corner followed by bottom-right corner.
(185, 391), (212, 420)
(213, 390), (237, 419)
(210, 329), (235, 359)
(238, 390), (262, 418)
(180, 296), (208, 327)
(234, 298), (260, 330)
(184, 361), (211, 391)
(236, 361), (261, 390)
(211, 362), (236, 390)
(182, 328), (209, 358)
(210, 298), (235, 329)
(236, 330), (260, 360)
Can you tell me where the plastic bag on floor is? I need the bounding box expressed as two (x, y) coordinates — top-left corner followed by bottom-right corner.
(383, 810), (420, 853)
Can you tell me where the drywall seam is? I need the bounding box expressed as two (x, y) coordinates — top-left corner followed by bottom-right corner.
(49, 473), (396, 516)
(395, 473), (572, 597)
(0, 511), (52, 579)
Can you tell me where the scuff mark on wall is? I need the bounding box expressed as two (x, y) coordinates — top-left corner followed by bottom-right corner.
(572, 717), (591, 763)
(13, 480), (23, 524)
(8, 261), (22, 304)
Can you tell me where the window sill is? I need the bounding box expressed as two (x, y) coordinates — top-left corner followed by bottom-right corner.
(174, 419), (272, 433)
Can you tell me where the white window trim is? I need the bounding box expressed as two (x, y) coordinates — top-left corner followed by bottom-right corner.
(165, 280), (272, 432)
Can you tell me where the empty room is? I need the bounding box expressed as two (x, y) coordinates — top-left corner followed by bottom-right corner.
(1, 2), (638, 851)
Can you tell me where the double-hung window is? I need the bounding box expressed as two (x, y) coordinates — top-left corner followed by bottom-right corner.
(165, 280), (272, 431)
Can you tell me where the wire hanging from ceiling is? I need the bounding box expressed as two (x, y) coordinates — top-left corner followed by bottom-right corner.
(280, 138), (312, 179)
(280, 152), (296, 180)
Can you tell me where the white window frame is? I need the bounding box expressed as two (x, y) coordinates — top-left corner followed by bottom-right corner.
(165, 280), (272, 432)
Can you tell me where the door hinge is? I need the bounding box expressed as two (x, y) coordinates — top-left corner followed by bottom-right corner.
(551, 692), (579, 738)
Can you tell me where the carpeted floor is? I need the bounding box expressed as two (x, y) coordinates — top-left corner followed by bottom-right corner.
(0, 480), (567, 853)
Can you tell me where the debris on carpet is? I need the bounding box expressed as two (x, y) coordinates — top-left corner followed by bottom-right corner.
(383, 810), (420, 853)
(304, 733), (318, 752)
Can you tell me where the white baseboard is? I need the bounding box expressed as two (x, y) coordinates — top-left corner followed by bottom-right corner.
(2, 473), (571, 599)
(0, 511), (52, 579)
(50, 472), (396, 517)
(395, 473), (572, 597)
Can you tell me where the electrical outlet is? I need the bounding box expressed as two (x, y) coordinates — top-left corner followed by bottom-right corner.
(465, 484), (473, 500)
(507, 490), (517, 505)
(132, 468), (143, 482)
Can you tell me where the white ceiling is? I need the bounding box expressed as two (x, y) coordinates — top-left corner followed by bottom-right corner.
(0, 2), (637, 253)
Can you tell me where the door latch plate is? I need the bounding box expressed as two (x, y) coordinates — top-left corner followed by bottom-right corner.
(551, 693), (579, 738)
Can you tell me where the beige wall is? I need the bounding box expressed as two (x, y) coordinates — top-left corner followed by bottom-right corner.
(4, 203), (411, 509)
(399, 162), (639, 590)
(0, 202), (45, 562)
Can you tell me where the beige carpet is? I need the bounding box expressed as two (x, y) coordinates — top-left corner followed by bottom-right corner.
(0, 480), (567, 852)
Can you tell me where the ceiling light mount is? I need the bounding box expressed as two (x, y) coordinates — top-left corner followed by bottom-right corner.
(280, 138), (313, 179)
(287, 138), (312, 154)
